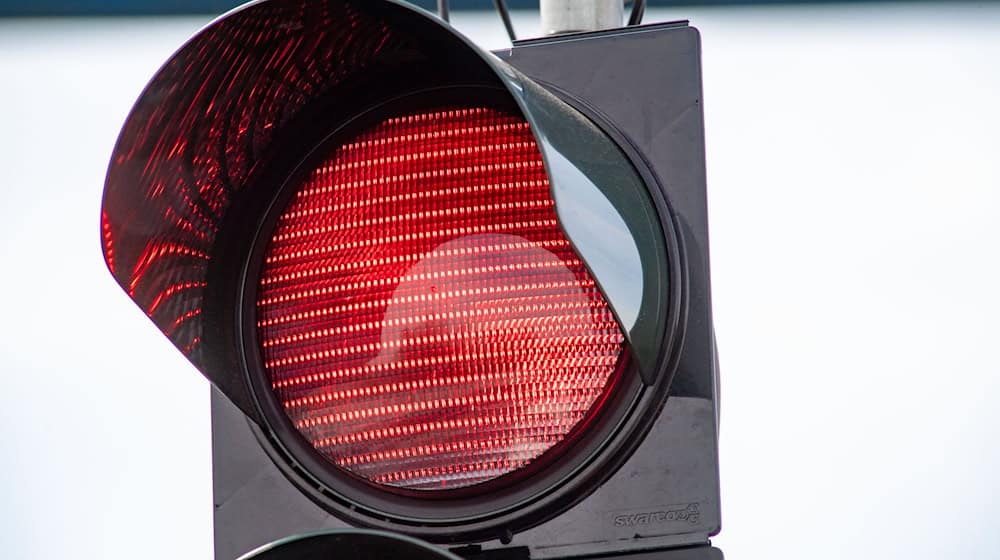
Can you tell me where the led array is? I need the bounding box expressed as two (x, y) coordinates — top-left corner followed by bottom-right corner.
(257, 106), (625, 490)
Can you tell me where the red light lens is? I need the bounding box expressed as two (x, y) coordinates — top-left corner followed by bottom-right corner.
(257, 105), (626, 490)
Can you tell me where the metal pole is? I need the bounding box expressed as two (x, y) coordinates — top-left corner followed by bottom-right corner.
(540, 0), (623, 36)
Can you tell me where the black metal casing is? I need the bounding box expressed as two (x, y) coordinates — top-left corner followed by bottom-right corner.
(212, 22), (721, 560)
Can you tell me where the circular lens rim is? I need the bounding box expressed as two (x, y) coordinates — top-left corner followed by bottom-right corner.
(235, 85), (686, 542)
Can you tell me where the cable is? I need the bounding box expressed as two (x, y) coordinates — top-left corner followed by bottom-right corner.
(492, 0), (517, 42)
(438, 0), (449, 22)
(628, 0), (645, 26)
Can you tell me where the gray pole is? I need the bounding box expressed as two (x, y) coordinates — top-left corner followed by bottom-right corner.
(540, 0), (623, 36)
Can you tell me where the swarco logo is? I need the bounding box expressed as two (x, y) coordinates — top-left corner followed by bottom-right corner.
(612, 503), (701, 527)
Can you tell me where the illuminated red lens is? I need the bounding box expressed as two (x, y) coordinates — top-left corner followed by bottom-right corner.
(257, 105), (625, 490)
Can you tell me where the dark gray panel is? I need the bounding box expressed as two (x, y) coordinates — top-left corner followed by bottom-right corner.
(213, 392), (718, 559)
(488, 397), (719, 558)
(212, 388), (349, 560)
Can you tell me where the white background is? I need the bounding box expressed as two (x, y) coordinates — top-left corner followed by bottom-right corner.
(0, 2), (998, 559)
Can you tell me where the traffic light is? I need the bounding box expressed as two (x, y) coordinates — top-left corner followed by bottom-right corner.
(100, 1), (720, 559)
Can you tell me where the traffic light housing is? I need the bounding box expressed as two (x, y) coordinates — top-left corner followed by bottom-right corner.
(100, 1), (720, 558)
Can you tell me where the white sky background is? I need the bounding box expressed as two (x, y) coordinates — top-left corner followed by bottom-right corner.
(0, 2), (998, 559)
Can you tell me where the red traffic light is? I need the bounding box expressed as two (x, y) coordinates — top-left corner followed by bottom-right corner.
(256, 103), (627, 491)
(100, 0), (718, 557)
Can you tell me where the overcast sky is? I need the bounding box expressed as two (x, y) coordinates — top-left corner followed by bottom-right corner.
(1, 3), (998, 559)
